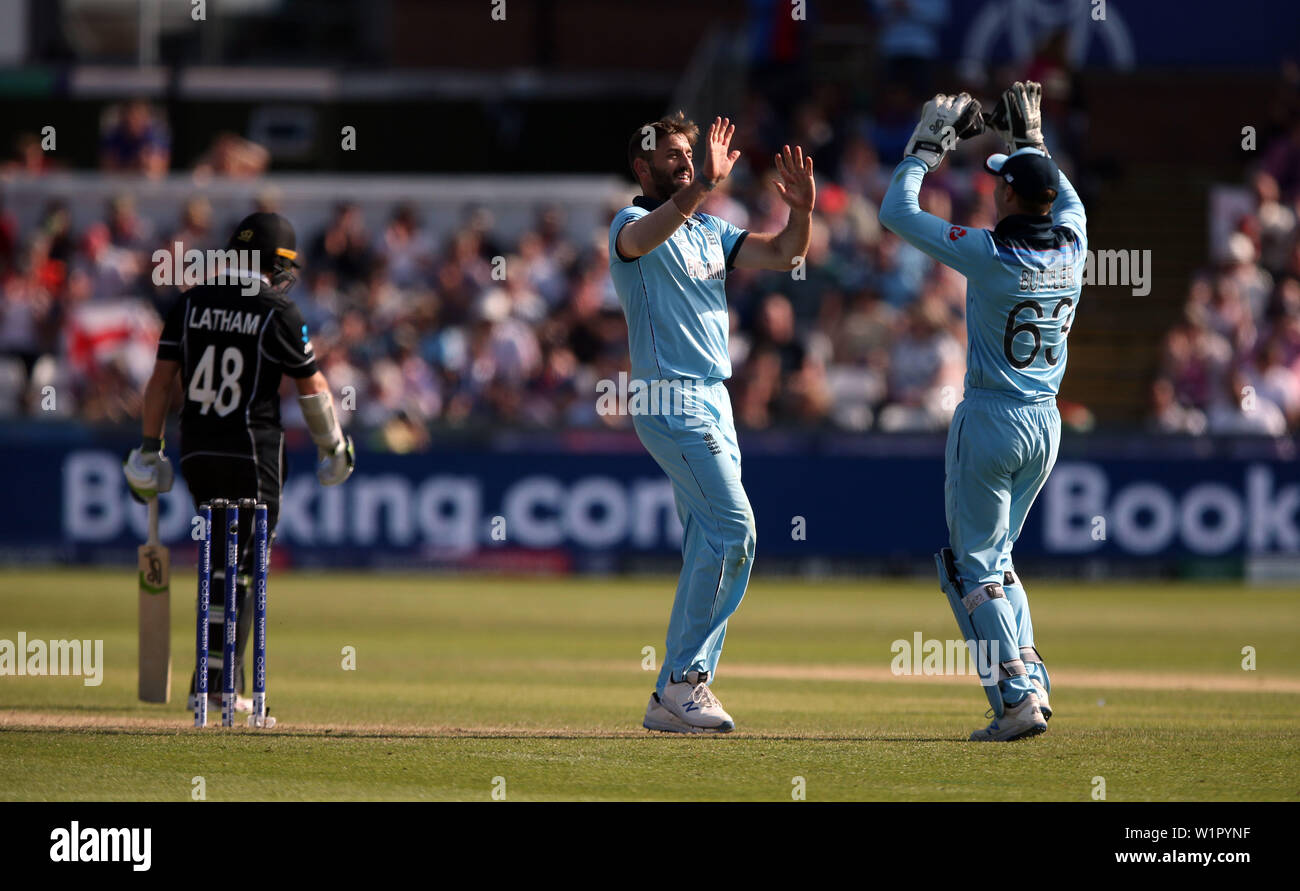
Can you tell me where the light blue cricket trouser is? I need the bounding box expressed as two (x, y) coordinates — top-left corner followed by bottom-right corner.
(632, 379), (756, 695)
(944, 387), (1059, 706)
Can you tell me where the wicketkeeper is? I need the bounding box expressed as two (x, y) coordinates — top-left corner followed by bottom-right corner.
(880, 83), (1087, 741)
(123, 212), (355, 715)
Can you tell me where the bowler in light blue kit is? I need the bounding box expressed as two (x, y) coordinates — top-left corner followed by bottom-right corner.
(880, 83), (1086, 741)
(610, 112), (816, 733)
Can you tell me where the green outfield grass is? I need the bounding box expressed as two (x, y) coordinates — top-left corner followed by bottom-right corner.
(1, 570), (1297, 801)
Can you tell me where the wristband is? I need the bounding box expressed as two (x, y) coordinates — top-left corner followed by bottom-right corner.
(142, 436), (163, 453)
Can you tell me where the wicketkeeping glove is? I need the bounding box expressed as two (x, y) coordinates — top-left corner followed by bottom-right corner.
(905, 93), (985, 171)
(984, 81), (1044, 153)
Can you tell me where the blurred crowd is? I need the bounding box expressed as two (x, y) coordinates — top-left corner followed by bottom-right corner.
(0, 91), (1022, 445)
(1152, 67), (1300, 437)
(4, 41), (1296, 446)
(0, 19), (1100, 448)
(0, 175), (994, 444)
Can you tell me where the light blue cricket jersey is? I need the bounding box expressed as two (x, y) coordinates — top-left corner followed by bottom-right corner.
(879, 156), (1088, 402)
(609, 196), (748, 381)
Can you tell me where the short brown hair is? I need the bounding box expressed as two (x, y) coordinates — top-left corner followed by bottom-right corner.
(1012, 187), (1058, 216)
(627, 111), (699, 174)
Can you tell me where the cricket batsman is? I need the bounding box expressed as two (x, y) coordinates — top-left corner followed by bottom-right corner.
(879, 83), (1086, 741)
(123, 212), (355, 715)
(611, 113), (815, 733)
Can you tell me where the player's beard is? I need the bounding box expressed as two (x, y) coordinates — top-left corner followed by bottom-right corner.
(649, 164), (692, 200)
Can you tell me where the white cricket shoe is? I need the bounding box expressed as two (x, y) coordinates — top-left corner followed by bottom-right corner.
(969, 692), (1048, 742)
(1031, 678), (1052, 721)
(643, 693), (708, 734)
(650, 671), (735, 733)
(187, 692), (252, 713)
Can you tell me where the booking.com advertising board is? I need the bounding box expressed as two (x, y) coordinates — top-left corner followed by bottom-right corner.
(1, 436), (1298, 571)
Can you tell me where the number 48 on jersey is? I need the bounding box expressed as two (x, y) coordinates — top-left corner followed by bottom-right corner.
(188, 345), (245, 416)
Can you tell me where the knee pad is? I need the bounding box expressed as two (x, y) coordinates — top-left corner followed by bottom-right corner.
(937, 548), (1005, 716)
(936, 549), (978, 644)
(937, 549), (1038, 715)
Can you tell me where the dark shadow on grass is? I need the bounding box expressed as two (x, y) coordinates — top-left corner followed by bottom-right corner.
(0, 725), (961, 743)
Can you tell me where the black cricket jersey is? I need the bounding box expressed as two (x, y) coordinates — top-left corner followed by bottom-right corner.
(156, 279), (318, 462)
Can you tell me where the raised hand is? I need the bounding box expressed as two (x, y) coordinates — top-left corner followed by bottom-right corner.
(771, 144), (815, 213)
(906, 92), (981, 171)
(986, 81), (1044, 153)
(697, 116), (741, 189)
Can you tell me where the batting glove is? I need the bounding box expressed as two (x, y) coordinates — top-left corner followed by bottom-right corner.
(905, 93), (984, 171)
(316, 436), (355, 487)
(123, 445), (174, 503)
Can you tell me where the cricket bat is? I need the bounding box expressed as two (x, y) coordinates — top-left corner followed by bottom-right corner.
(137, 498), (172, 702)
